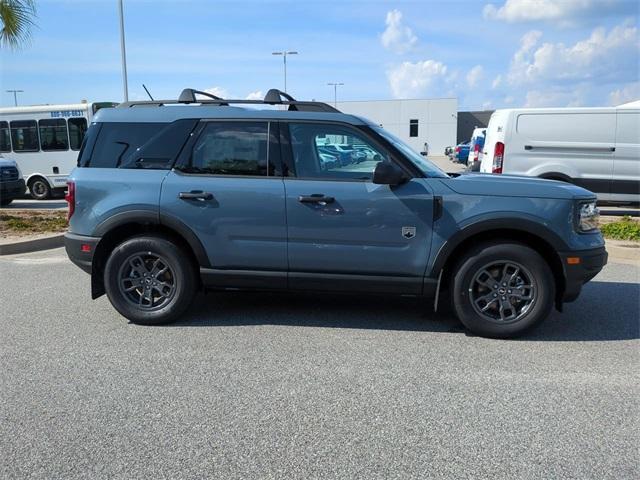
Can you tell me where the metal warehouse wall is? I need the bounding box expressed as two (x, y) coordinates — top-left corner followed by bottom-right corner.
(336, 98), (458, 156)
(457, 110), (494, 144)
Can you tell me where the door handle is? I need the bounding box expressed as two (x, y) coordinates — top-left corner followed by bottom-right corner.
(179, 190), (213, 201)
(298, 194), (335, 205)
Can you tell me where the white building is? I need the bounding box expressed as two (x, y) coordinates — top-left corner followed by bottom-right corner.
(335, 98), (457, 157)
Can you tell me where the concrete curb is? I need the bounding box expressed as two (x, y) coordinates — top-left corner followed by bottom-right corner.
(0, 234), (64, 256)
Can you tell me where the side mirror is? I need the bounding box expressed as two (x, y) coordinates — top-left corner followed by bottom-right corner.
(373, 161), (408, 186)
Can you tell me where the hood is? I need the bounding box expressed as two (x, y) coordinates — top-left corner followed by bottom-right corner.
(0, 156), (18, 168)
(440, 173), (595, 200)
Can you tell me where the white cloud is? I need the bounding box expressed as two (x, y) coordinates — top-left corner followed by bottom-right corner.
(381, 10), (418, 54)
(483, 0), (617, 24)
(492, 74), (503, 89)
(609, 82), (640, 105)
(245, 90), (263, 100)
(508, 23), (639, 85)
(201, 86), (230, 99)
(387, 60), (448, 98)
(466, 65), (485, 88)
(523, 87), (589, 107)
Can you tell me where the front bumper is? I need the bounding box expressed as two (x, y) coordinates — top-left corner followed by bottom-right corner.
(0, 178), (26, 200)
(559, 246), (608, 303)
(64, 232), (100, 274)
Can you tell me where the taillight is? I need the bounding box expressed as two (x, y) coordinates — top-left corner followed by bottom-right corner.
(65, 181), (75, 221)
(455, 146), (460, 153)
(473, 143), (480, 162)
(492, 142), (504, 174)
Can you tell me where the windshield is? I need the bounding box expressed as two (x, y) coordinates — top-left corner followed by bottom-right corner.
(372, 126), (449, 178)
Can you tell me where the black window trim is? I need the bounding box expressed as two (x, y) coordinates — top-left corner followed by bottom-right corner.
(0, 120), (11, 152)
(38, 118), (70, 152)
(177, 119), (281, 178)
(9, 119), (40, 153)
(279, 119), (420, 181)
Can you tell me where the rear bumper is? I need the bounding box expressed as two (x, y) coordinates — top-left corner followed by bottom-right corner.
(64, 232), (100, 274)
(559, 246), (608, 303)
(0, 178), (26, 199)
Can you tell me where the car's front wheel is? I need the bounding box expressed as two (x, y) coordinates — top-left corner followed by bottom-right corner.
(451, 242), (554, 338)
(104, 235), (198, 325)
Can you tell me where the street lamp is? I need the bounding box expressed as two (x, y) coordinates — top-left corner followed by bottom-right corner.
(327, 83), (344, 108)
(6, 90), (24, 106)
(272, 51), (298, 93)
(118, 0), (129, 102)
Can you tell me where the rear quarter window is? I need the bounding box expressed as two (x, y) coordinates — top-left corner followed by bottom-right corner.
(84, 122), (167, 168)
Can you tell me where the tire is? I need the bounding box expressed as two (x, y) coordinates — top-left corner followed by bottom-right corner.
(0, 198), (13, 206)
(103, 235), (198, 325)
(28, 177), (51, 200)
(450, 242), (554, 338)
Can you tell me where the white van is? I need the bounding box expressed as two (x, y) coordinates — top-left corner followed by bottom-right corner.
(480, 105), (640, 204)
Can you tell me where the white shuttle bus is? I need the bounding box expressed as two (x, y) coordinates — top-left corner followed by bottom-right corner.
(0, 102), (116, 199)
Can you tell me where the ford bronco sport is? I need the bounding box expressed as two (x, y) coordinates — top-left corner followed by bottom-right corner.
(64, 89), (607, 338)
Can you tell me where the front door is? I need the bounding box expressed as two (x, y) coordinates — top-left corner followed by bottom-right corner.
(160, 120), (287, 287)
(282, 122), (434, 294)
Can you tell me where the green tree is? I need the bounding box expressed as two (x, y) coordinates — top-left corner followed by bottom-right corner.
(0, 0), (37, 50)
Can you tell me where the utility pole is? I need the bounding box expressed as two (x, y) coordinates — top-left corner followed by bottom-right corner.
(327, 82), (344, 108)
(118, 0), (129, 102)
(6, 90), (23, 106)
(272, 51), (298, 93)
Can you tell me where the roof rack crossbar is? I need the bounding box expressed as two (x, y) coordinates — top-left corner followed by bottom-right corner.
(117, 87), (340, 113)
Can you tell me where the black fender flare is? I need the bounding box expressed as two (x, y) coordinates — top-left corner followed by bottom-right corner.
(93, 209), (211, 268)
(431, 216), (569, 275)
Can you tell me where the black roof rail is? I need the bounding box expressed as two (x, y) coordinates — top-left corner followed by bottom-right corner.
(117, 88), (340, 113)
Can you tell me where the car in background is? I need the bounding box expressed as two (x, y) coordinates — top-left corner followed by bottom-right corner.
(319, 152), (339, 169)
(480, 106), (640, 204)
(468, 128), (486, 169)
(452, 142), (470, 164)
(318, 144), (355, 166)
(0, 154), (26, 206)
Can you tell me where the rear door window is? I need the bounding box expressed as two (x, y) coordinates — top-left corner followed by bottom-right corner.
(86, 122), (166, 168)
(68, 118), (88, 151)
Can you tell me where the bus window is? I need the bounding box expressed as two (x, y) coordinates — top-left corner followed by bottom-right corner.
(39, 119), (69, 151)
(10, 120), (39, 152)
(0, 121), (10, 152)
(68, 118), (87, 151)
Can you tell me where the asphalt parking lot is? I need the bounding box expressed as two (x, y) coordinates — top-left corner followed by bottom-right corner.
(0, 248), (638, 479)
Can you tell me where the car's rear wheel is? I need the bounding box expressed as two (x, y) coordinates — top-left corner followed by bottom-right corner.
(104, 235), (198, 325)
(28, 177), (51, 200)
(451, 242), (554, 338)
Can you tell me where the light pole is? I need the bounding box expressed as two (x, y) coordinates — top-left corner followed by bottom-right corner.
(6, 90), (24, 106)
(272, 51), (298, 93)
(327, 82), (344, 108)
(118, 0), (129, 102)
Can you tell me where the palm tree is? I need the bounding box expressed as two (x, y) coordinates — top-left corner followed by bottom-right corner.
(0, 0), (37, 50)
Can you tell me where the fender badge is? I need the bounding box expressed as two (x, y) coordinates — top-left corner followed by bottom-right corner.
(402, 226), (416, 239)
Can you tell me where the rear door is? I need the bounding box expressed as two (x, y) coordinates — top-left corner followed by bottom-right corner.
(613, 110), (640, 202)
(160, 120), (287, 286)
(282, 121), (434, 294)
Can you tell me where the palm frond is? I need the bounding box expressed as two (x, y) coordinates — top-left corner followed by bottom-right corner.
(0, 0), (37, 50)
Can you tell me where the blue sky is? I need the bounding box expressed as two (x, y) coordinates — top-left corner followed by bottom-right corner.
(1, 0), (638, 109)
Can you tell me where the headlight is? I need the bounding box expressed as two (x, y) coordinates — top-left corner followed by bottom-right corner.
(577, 200), (599, 232)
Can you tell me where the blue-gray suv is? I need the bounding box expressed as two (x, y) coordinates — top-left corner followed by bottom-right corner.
(64, 89), (607, 338)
